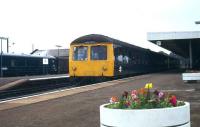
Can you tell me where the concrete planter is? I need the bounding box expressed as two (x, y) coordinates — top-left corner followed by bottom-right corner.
(100, 102), (190, 127)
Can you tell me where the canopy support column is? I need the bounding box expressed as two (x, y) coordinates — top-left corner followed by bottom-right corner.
(189, 40), (193, 69)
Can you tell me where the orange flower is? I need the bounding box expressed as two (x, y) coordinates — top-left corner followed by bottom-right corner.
(110, 96), (118, 103)
(138, 88), (146, 95)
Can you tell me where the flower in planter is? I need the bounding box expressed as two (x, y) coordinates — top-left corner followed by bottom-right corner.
(170, 95), (177, 106)
(145, 83), (153, 89)
(110, 96), (118, 104)
(145, 83), (153, 101)
(122, 91), (129, 98)
(131, 90), (138, 100)
(106, 83), (185, 109)
(158, 92), (164, 99)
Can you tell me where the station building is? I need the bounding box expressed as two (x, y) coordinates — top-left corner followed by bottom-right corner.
(31, 49), (69, 74)
(148, 31), (200, 70)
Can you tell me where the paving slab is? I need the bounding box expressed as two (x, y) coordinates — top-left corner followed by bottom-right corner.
(0, 73), (199, 127)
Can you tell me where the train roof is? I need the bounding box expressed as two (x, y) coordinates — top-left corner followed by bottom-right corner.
(1, 53), (55, 59)
(71, 34), (149, 52)
(71, 34), (180, 59)
(31, 49), (69, 57)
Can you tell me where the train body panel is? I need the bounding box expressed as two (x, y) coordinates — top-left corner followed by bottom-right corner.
(69, 43), (114, 77)
(0, 54), (57, 77)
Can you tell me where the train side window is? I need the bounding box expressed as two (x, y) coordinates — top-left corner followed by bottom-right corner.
(123, 56), (129, 64)
(91, 46), (107, 60)
(117, 55), (123, 62)
(73, 46), (88, 61)
(11, 60), (15, 67)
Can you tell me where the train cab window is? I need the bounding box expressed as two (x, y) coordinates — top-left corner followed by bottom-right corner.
(91, 46), (107, 60)
(73, 46), (88, 61)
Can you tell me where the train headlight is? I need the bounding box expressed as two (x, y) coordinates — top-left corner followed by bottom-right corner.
(72, 66), (77, 71)
(102, 66), (107, 71)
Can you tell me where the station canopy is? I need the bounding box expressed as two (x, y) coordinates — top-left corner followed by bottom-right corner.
(147, 31), (200, 69)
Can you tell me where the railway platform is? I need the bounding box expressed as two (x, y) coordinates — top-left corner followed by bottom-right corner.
(0, 72), (199, 127)
(0, 74), (69, 91)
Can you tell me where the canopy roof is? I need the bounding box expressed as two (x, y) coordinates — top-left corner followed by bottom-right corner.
(147, 31), (200, 58)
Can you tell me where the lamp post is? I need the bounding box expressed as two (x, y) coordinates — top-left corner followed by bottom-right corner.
(0, 39), (2, 77)
(55, 45), (62, 74)
(0, 37), (9, 77)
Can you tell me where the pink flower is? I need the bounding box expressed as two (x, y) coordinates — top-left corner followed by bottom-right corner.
(169, 95), (177, 106)
(131, 90), (137, 95)
(131, 94), (138, 100)
(158, 92), (164, 98)
(131, 90), (138, 100)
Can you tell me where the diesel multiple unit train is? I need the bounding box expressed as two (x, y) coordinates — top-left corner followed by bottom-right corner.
(69, 34), (180, 77)
(1, 34), (179, 77)
(0, 53), (57, 77)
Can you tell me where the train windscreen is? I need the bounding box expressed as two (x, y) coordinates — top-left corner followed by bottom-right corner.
(73, 46), (88, 61)
(91, 45), (107, 60)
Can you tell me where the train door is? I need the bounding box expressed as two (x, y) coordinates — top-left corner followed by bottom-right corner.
(88, 44), (114, 76)
(69, 45), (89, 76)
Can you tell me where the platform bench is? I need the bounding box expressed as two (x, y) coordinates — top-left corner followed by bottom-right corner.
(182, 73), (200, 82)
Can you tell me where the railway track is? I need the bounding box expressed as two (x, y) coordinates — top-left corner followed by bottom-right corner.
(0, 72), (151, 101)
(0, 77), (110, 101)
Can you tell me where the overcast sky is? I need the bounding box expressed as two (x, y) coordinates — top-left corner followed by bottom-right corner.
(0, 0), (200, 54)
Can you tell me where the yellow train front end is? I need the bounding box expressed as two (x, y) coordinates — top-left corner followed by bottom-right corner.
(69, 43), (114, 77)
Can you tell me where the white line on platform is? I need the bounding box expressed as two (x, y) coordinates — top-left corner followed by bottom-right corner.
(162, 89), (195, 92)
(29, 75), (69, 81)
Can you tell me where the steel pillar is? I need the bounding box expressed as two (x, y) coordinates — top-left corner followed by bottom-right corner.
(7, 38), (9, 53)
(0, 39), (2, 77)
(189, 40), (193, 69)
